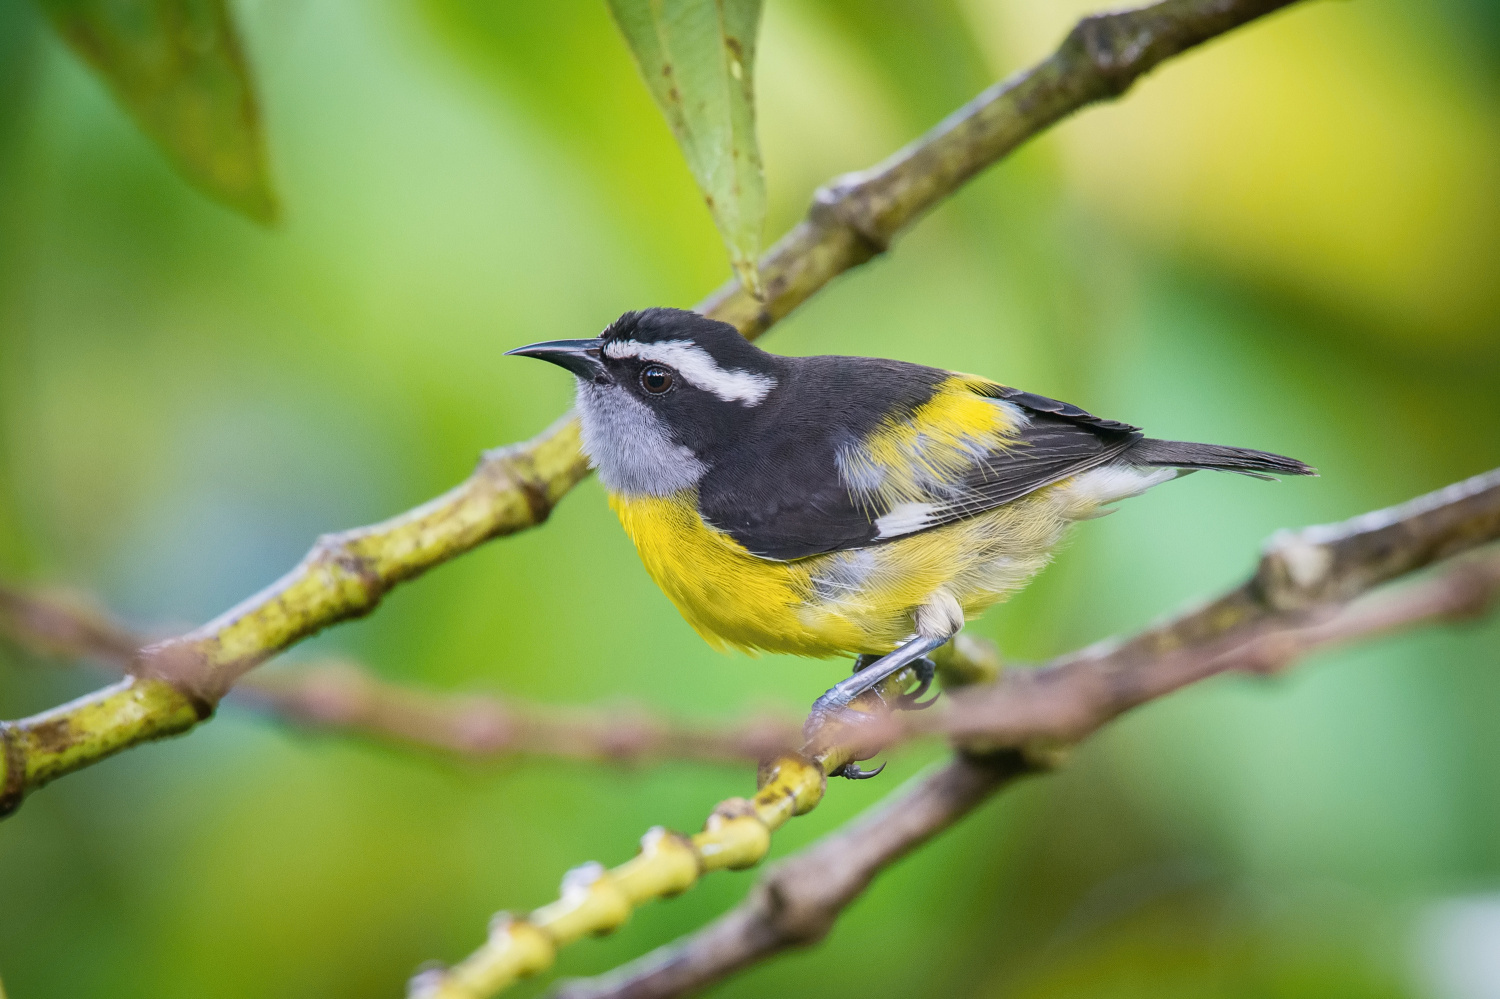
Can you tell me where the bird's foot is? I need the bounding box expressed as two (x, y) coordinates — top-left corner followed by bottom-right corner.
(802, 687), (859, 743)
(850, 653), (940, 711)
(808, 642), (949, 780)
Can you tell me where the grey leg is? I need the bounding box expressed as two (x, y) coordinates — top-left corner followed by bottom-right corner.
(804, 631), (951, 741)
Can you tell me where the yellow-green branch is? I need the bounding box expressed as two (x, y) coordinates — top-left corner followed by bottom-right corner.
(409, 752), (829, 999)
(0, 0), (1306, 817)
(1, 416), (587, 815)
(408, 648), (1002, 999)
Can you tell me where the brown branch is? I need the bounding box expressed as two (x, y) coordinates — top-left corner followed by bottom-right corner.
(0, 588), (801, 766)
(239, 666), (802, 765)
(549, 469), (1500, 999)
(0, 0), (1308, 817)
(0, 588), (142, 665)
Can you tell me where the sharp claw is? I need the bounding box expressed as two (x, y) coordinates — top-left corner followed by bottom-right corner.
(833, 760), (886, 780)
(895, 656), (939, 710)
(904, 688), (941, 710)
(895, 672), (931, 708)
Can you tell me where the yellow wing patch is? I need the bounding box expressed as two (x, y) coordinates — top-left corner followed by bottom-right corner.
(837, 376), (1025, 511)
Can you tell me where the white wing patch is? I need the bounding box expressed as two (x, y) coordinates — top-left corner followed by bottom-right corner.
(873, 501), (940, 539)
(605, 339), (776, 405)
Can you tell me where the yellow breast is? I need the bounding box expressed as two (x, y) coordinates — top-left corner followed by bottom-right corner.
(609, 491), (828, 655)
(609, 483), (1080, 658)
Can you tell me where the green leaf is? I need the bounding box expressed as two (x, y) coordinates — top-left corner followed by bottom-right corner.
(606, 0), (766, 297)
(38, 0), (277, 223)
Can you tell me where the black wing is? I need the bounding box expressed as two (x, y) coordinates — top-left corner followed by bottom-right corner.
(696, 363), (1141, 561)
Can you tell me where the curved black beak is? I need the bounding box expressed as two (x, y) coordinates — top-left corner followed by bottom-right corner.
(505, 338), (608, 381)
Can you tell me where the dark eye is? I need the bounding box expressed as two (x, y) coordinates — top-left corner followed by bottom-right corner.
(640, 364), (675, 395)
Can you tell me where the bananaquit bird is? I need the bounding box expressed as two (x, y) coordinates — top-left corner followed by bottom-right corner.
(510, 308), (1313, 773)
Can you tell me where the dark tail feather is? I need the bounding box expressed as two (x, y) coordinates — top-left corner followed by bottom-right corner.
(1126, 438), (1317, 479)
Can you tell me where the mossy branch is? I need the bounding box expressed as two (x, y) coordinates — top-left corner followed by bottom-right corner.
(0, 0), (1307, 817)
(551, 753), (1025, 999)
(0, 415), (588, 815)
(409, 652), (1002, 999)
(536, 471), (1500, 999)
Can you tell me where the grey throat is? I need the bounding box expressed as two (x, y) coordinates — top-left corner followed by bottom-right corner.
(575, 379), (708, 497)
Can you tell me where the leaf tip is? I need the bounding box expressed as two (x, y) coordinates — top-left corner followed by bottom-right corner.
(235, 180), (281, 227)
(252, 187), (281, 227)
(732, 254), (765, 301)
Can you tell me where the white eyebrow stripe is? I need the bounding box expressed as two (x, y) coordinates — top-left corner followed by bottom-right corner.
(604, 339), (776, 405)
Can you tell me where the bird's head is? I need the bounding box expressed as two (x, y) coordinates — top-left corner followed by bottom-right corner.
(507, 308), (783, 496)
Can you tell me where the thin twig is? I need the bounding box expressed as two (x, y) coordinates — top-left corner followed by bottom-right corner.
(0, 589), (802, 766)
(547, 473), (1500, 999)
(0, 0), (1308, 817)
(241, 667), (803, 765)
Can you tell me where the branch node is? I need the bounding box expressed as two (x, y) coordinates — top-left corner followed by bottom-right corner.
(0, 722), (25, 817)
(754, 872), (837, 948)
(534, 862), (633, 946)
(479, 445), (557, 527)
(312, 533), (388, 614)
(695, 804), (771, 871)
(810, 174), (891, 256)
(1255, 529), (1335, 610)
(133, 639), (221, 708)
(1068, 11), (1157, 96)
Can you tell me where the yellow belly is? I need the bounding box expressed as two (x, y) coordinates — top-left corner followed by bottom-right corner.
(609, 487), (1084, 657)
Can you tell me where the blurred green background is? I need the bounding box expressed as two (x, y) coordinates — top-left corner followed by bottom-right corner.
(2, 0), (1499, 996)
